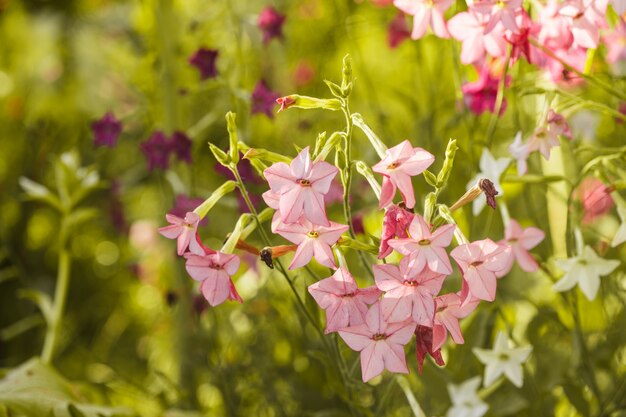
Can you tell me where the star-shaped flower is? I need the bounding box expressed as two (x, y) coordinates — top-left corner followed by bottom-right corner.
(308, 268), (382, 334)
(264, 147), (338, 226)
(257, 6), (286, 44)
(508, 131), (530, 176)
(274, 217), (348, 269)
(553, 245), (620, 300)
(394, 0), (453, 39)
(470, 0), (523, 34)
(433, 292), (480, 351)
(339, 301), (416, 382)
(451, 239), (512, 302)
(611, 205), (626, 248)
(446, 377), (489, 417)
(467, 149), (511, 215)
(140, 131), (171, 171)
(374, 258), (446, 325)
(501, 219), (544, 273)
(188, 48), (218, 80)
(91, 112), (122, 148)
(159, 212), (204, 255)
(372, 140), (435, 209)
(184, 250), (242, 306)
(388, 214), (455, 275)
(473, 331), (532, 388)
(448, 11), (507, 64)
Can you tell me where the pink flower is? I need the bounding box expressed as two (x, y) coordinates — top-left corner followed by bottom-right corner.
(257, 6), (286, 44)
(414, 325), (445, 374)
(462, 66), (508, 115)
(526, 127), (559, 160)
(388, 214), (455, 275)
(159, 212), (204, 255)
(339, 302), (416, 382)
(451, 239), (512, 302)
(501, 219), (545, 273)
(184, 251), (242, 306)
(379, 204), (415, 259)
(432, 292), (480, 351)
(536, 0), (574, 50)
(394, 0), (453, 39)
(388, 12), (412, 48)
(448, 11), (507, 64)
(559, 0), (608, 49)
(264, 147), (338, 226)
(504, 11), (534, 63)
(546, 109), (572, 139)
(308, 268), (382, 333)
(372, 140), (435, 209)
(275, 217), (349, 269)
(374, 259), (446, 325)
(604, 20), (626, 64)
(578, 177), (614, 224)
(470, 0), (523, 34)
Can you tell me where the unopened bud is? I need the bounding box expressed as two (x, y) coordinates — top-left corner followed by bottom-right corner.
(276, 95), (342, 112)
(436, 139), (459, 187)
(209, 142), (231, 166)
(225, 112), (239, 165)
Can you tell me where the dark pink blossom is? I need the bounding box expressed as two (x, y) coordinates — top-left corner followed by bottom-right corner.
(251, 80), (280, 118)
(257, 6), (286, 43)
(379, 204), (415, 259)
(170, 131), (192, 163)
(388, 12), (412, 48)
(141, 131), (171, 171)
(188, 48), (218, 80)
(91, 112), (122, 148)
(462, 66), (508, 115)
(414, 325), (445, 374)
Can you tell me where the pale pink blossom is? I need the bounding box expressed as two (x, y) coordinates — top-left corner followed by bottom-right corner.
(394, 0), (453, 39)
(339, 302), (417, 382)
(451, 239), (512, 302)
(500, 220), (545, 273)
(372, 140), (435, 209)
(546, 109), (572, 139)
(470, 0), (523, 34)
(432, 292), (480, 351)
(559, 0), (609, 49)
(308, 268), (382, 333)
(448, 11), (507, 64)
(526, 127), (559, 160)
(159, 212), (204, 255)
(378, 204), (415, 259)
(264, 147), (338, 226)
(611, 0), (626, 15)
(578, 177), (615, 224)
(604, 20), (626, 64)
(275, 217), (349, 269)
(536, 0), (575, 50)
(184, 251), (242, 306)
(388, 214), (456, 275)
(374, 259), (446, 325)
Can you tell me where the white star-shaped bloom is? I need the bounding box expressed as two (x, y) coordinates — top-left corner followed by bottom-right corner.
(467, 149), (511, 215)
(473, 331), (532, 388)
(446, 376), (489, 417)
(553, 246), (620, 300)
(611, 206), (626, 248)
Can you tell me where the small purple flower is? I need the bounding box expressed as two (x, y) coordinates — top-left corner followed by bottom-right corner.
(141, 131), (171, 171)
(257, 6), (286, 43)
(188, 48), (218, 80)
(170, 131), (193, 163)
(91, 112), (122, 148)
(251, 80), (280, 118)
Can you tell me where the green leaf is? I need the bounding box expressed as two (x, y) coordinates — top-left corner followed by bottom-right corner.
(324, 80), (344, 99)
(423, 170), (437, 187)
(19, 177), (62, 211)
(17, 289), (53, 324)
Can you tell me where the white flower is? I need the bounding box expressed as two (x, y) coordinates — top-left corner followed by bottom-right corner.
(473, 331), (532, 388)
(553, 246), (620, 300)
(508, 131), (529, 176)
(611, 206), (626, 248)
(467, 149), (511, 216)
(446, 376), (489, 417)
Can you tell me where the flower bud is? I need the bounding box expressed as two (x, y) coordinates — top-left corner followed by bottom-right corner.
(225, 111), (239, 165)
(351, 113), (388, 159)
(209, 142), (231, 166)
(276, 95), (342, 112)
(436, 139), (458, 187)
(315, 131), (344, 162)
(193, 181), (237, 219)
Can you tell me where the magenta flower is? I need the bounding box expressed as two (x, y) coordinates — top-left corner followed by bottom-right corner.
(470, 0), (523, 34)
(388, 12), (412, 48)
(140, 131), (171, 171)
(394, 0), (453, 39)
(251, 80), (280, 118)
(372, 140), (435, 209)
(448, 11), (507, 64)
(379, 204), (415, 259)
(462, 66), (508, 115)
(450, 239), (512, 302)
(501, 219), (544, 273)
(308, 268), (382, 333)
(432, 292), (480, 351)
(257, 6), (286, 43)
(264, 147), (338, 226)
(184, 251), (242, 306)
(188, 48), (218, 80)
(559, 0), (608, 49)
(91, 112), (122, 148)
(338, 302), (416, 382)
(374, 258), (446, 325)
(388, 214), (455, 275)
(170, 131), (192, 163)
(275, 217), (348, 269)
(414, 325), (445, 374)
(159, 212), (204, 256)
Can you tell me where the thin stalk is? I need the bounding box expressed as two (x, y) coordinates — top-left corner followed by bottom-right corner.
(41, 244), (71, 364)
(485, 47), (512, 149)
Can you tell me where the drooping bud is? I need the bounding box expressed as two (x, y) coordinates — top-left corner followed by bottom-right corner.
(276, 95), (342, 112)
(193, 181), (237, 219)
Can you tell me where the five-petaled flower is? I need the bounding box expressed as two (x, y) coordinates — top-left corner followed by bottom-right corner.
(394, 0), (453, 39)
(446, 377), (489, 417)
(184, 250), (243, 306)
(91, 112), (122, 148)
(388, 214), (456, 275)
(372, 140), (435, 209)
(188, 48), (219, 80)
(473, 331), (533, 388)
(274, 217), (349, 269)
(339, 301), (417, 382)
(264, 147), (338, 226)
(159, 212), (204, 256)
(500, 219), (545, 273)
(308, 268), (382, 333)
(433, 292), (480, 351)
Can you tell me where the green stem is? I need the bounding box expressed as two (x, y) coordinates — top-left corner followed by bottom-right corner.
(485, 47), (512, 149)
(41, 244), (71, 364)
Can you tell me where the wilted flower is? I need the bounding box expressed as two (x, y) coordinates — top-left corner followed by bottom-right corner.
(414, 325), (445, 374)
(91, 112), (122, 148)
(467, 149), (511, 215)
(379, 204), (415, 259)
